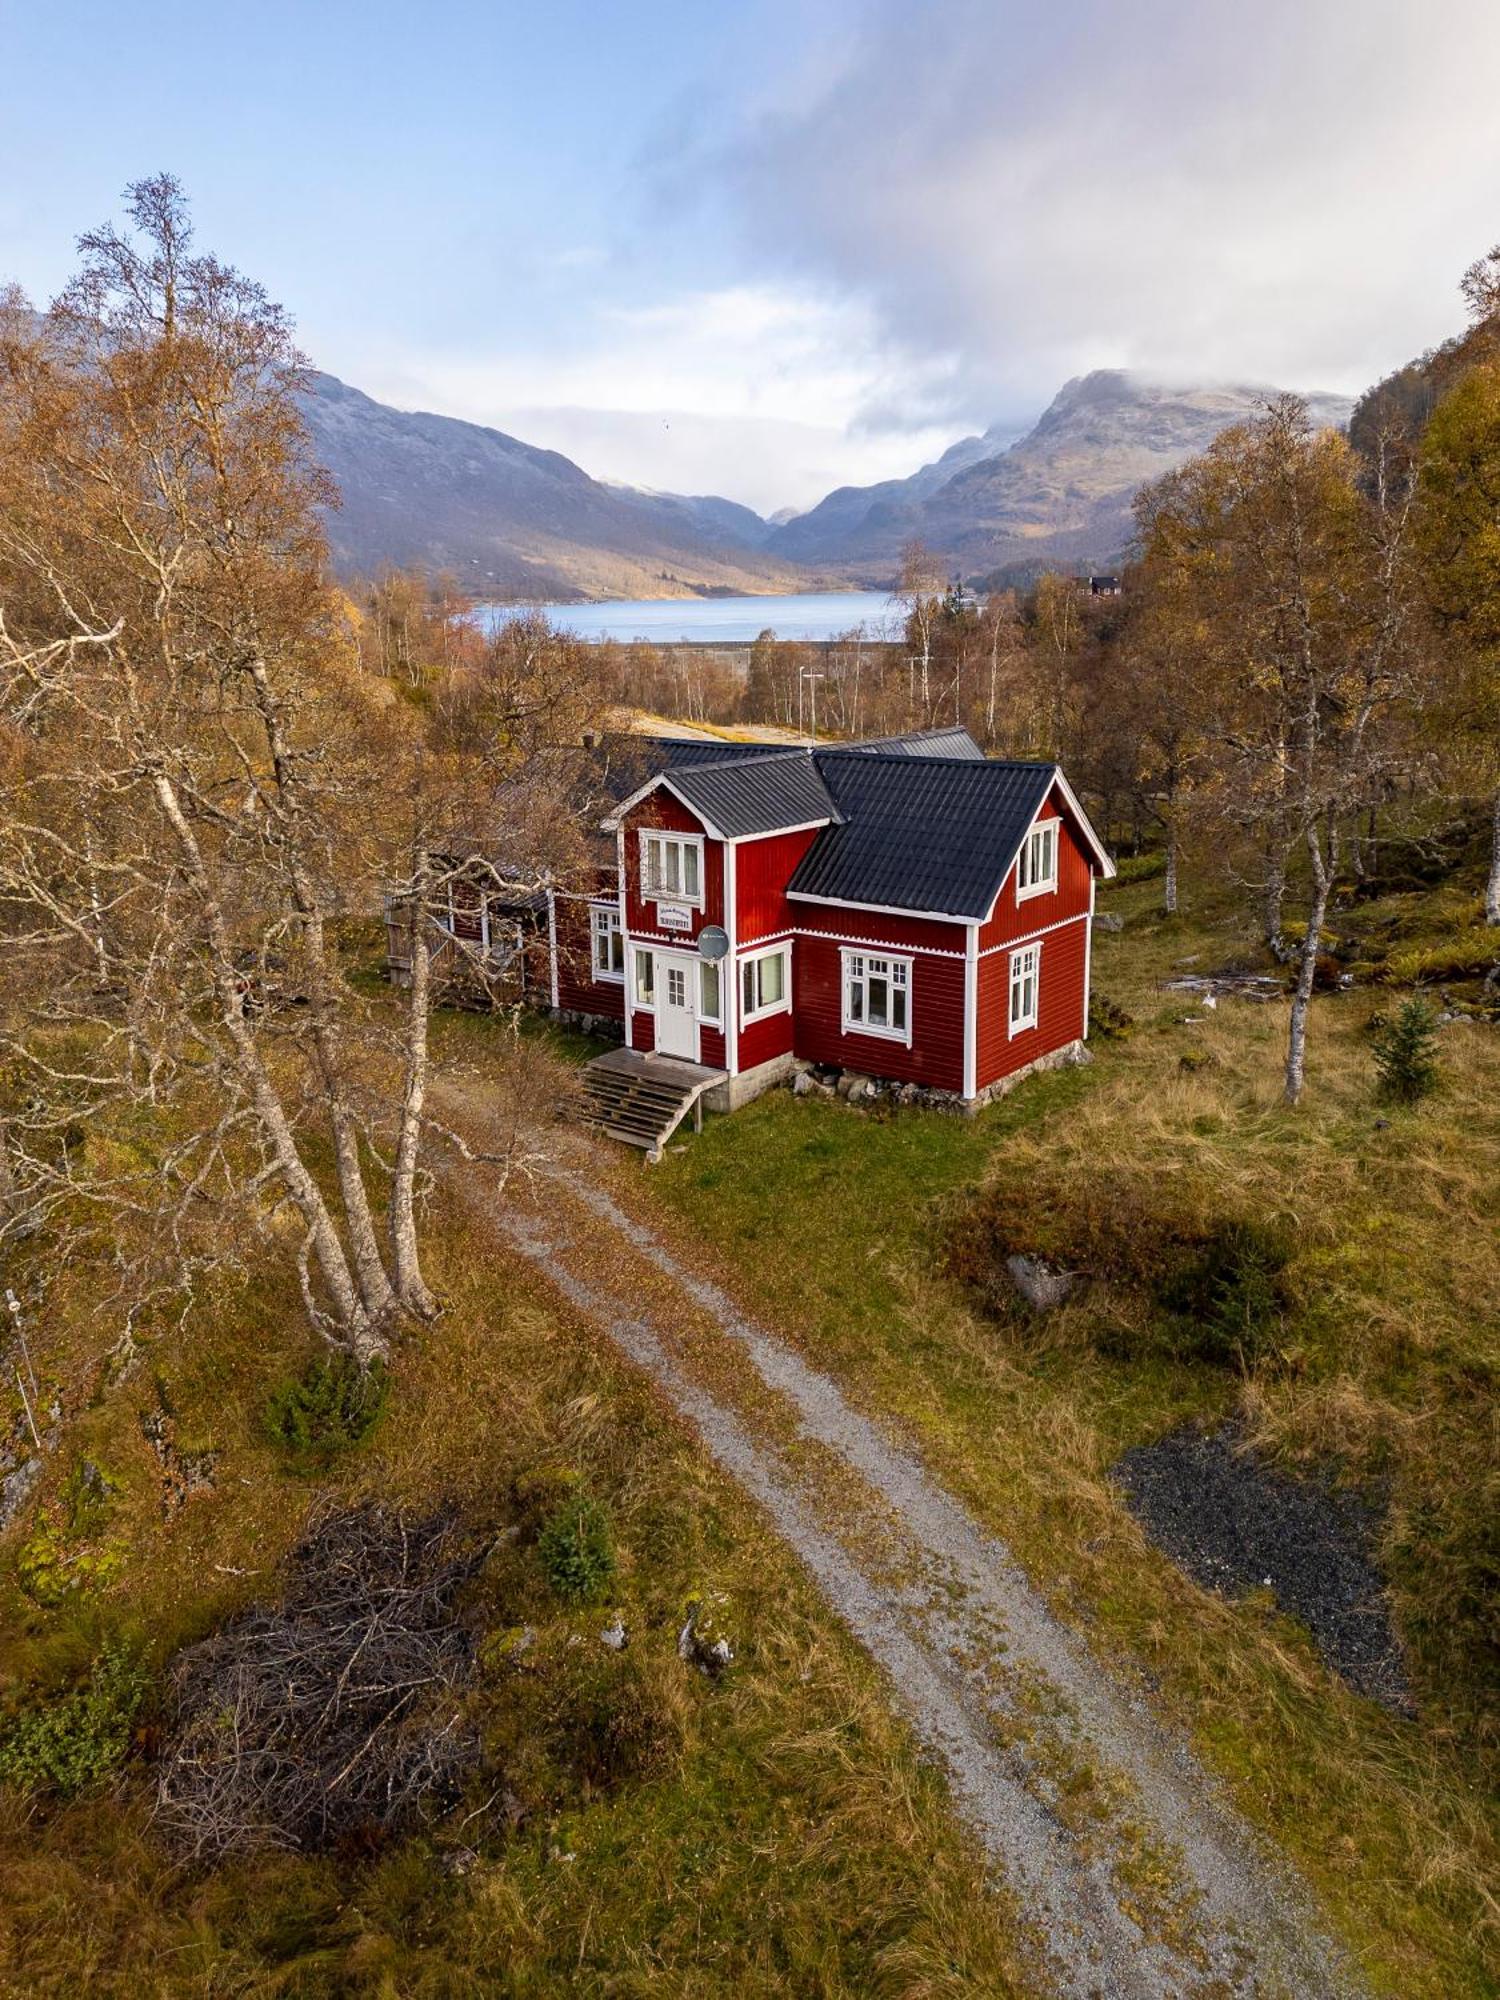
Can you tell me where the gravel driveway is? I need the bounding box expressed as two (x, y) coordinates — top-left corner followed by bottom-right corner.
(449, 1113), (1363, 1999)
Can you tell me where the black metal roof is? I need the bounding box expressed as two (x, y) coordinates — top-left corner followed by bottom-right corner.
(665, 750), (841, 839)
(639, 735), (793, 769)
(790, 754), (1058, 919)
(836, 725), (985, 760)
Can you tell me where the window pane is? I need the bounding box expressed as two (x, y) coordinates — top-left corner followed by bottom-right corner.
(667, 966), (686, 1006)
(868, 973), (889, 1026)
(665, 843), (681, 894)
(849, 978), (863, 1021)
(684, 845), (700, 897)
(636, 949), (654, 1002)
(611, 926), (624, 972)
(742, 962), (754, 1015)
(892, 987), (907, 1031)
(760, 952), (784, 1006)
(700, 962), (720, 1019)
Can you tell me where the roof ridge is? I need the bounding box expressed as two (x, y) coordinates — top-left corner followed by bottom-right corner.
(670, 745), (811, 773)
(815, 748), (1057, 770)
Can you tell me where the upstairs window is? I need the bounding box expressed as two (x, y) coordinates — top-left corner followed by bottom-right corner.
(741, 944), (790, 1022)
(1009, 942), (1040, 1035)
(590, 905), (624, 981)
(640, 830), (703, 906)
(1016, 818), (1059, 899)
(843, 951), (911, 1044)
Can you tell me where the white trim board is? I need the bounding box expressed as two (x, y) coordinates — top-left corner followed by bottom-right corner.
(978, 909), (1089, 956)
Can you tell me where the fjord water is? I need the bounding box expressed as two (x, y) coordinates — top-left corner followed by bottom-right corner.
(477, 590), (896, 644)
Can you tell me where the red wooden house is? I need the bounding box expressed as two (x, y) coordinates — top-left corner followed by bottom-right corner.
(536, 726), (1113, 1140)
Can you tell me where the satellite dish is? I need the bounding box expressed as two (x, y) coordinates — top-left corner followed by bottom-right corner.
(697, 925), (729, 962)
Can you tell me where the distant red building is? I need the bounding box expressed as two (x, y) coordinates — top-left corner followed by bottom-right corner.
(534, 726), (1113, 1109)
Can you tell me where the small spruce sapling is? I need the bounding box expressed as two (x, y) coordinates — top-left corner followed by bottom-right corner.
(1372, 997), (1443, 1104)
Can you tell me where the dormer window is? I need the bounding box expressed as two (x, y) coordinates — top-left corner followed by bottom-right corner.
(1016, 818), (1059, 899)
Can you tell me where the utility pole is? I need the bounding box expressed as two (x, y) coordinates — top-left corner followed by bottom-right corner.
(801, 669), (825, 743)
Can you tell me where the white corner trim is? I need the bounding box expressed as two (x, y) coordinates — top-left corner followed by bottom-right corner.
(547, 889), (560, 1010)
(963, 923), (978, 1099)
(617, 824), (633, 1043)
(725, 842), (740, 1076)
(1082, 874), (1095, 1040)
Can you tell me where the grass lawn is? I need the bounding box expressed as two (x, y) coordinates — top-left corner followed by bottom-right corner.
(633, 873), (1500, 1999)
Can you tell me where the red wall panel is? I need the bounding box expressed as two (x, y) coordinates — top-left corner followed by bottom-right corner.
(553, 895), (625, 1020)
(977, 913), (1088, 1091)
(792, 933), (966, 1092)
(735, 829), (820, 945)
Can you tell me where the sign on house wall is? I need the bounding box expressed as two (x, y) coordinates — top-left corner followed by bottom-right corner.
(657, 904), (693, 931)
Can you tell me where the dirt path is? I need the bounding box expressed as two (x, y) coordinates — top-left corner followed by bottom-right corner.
(448, 1111), (1362, 2000)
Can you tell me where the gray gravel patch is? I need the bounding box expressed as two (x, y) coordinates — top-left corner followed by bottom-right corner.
(1113, 1423), (1410, 1714)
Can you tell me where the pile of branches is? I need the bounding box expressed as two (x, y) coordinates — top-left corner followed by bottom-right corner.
(156, 1504), (483, 1857)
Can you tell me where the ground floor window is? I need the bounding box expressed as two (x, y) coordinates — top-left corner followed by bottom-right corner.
(699, 959), (721, 1023)
(633, 946), (655, 1007)
(1009, 941), (1040, 1034)
(741, 943), (790, 1022)
(590, 905), (624, 980)
(842, 950), (911, 1044)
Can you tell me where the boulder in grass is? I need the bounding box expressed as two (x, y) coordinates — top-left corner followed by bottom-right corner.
(1005, 1254), (1080, 1312)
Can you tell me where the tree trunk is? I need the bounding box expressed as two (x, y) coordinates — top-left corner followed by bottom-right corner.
(1263, 843), (1290, 961)
(1164, 822), (1179, 916)
(390, 844), (437, 1317)
(1284, 832), (1333, 1107)
(1488, 784), (1500, 927)
(151, 771), (385, 1358)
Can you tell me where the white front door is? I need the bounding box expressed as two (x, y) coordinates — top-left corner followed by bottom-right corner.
(655, 953), (699, 1061)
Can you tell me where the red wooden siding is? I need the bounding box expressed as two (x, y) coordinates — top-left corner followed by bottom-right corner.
(629, 1009), (656, 1053)
(699, 1022), (727, 1068)
(553, 894), (625, 1020)
(981, 783), (1093, 947)
(792, 902), (968, 956)
(738, 983), (796, 1071)
(977, 914), (1089, 1090)
(792, 933), (966, 1091)
(735, 828), (820, 944)
(622, 789), (725, 943)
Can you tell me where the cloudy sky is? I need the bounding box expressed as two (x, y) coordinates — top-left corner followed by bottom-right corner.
(5, 0), (1499, 512)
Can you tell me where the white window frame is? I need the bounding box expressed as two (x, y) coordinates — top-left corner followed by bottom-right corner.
(633, 945), (656, 1010)
(590, 904), (624, 982)
(841, 948), (913, 1046)
(699, 958), (722, 1024)
(639, 829), (705, 909)
(1009, 941), (1041, 1036)
(1016, 817), (1060, 901)
(740, 940), (791, 1024)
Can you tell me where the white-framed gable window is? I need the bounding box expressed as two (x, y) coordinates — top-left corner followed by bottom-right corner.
(842, 950), (912, 1045)
(1016, 818), (1059, 900)
(1009, 942), (1040, 1035)
(639, 829), (703, 907)
(590, 905), (624, 981)
(740, 942), (790, 1022)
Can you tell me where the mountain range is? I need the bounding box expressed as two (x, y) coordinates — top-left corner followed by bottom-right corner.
(300, 367), (1354, 600)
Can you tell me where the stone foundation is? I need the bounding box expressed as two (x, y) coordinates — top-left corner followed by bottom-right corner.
(786, 1038), (1091, 1115)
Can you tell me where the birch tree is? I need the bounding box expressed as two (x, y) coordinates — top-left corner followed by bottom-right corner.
(0, 178), (597, 1363)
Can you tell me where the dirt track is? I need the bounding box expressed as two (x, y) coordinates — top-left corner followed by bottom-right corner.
(448, 1108), (1362, 2000)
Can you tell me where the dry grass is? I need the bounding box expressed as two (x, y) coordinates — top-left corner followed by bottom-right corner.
(635, 873), (1500, 1998)
(0, 1138), (1033, 1994)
